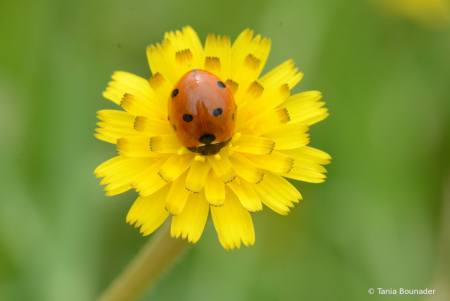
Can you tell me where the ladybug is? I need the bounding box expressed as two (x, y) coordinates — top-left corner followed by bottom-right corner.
(168, 69), (237, 156)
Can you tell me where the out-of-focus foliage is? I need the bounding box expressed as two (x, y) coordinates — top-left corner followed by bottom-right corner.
(374, 0), (450, 28)
(1, 0), (449, 300)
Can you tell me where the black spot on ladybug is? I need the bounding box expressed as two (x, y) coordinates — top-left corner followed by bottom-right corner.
(171, 89), (179, 98)
(232, 113), (235, 121)
(235, 104), (237, 109)
(167, 116), (169, 120)
(213, 108), (223, 117)
(173, 124), (177, 131)
(199, 134), (215, 145)
(183, 114), (193, 122)
(217, 81), (226, 88)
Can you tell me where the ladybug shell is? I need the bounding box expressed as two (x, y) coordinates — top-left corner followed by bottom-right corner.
(168, 69), (236, 149)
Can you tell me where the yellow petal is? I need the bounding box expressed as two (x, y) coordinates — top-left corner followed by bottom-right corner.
(158, 154), (195, 182)
(134, 116), (172, 136)
(227, 179), (262, 212)
(229, 152), (264, 184)
(234, 135), (274, 155)
(231, 29), (270, 83)
(96, 110), (135, 125)
(257, 170), (300, 211)
(297, 157), (327, 172)
(251, 36), (271, 75)
(147, 27), (204, 85)
(120, 93), (166, 120)
(126, 184), (171, 226)
(281, 90), (322, 106)
(262, 124), (310, 150)
(131, 158), (169, 196)
(103, 86), (126, 106)
(253, 182), (292, 215)
(102, 71), (154, 105)
(94, 129), (131, 145)
(225, 79), (239, 96)
(181, 26), (204, 63)
(147, 40), (178, 85)
(234, 80), (263, 110)
(175, 49), (196, 78)
(165, 26), (203, 69)
(117, 137), (170, 157)
(204, 57), (221, 76)
(165, 171), (190, 215)
(206, 150), (236, 183)
(246, 84), (291, 119)
(280, 146), (331, 165)
(111, 72), (152, 99)
(94, 110), (139, 144)
(204, 169), (225, 206)
(204, 34), (231, 80)
(231, 54), (262, 95)
(238, 108), (290, 136)
(264, 171), (302, 200)
(136, 188), (174, 231)
(234, 81), (264, 130)
(230, 29), (253, 74)
(150, 134), (183, 153)
(211, 187), (255, 250)
(171, 190), (209, 243)
(280, 163), (327, 183)
(94, 156), (125, 177)
(301, 112), (329, 125)
(104, 185), (133, 197)
(185, 160), (212, 192)
(244, 151), (294, 173)
(283, 91), (328, 125)
(127, 184), (171, 236)
(258, 60), (304, 91)
(294, 159), (327, 173)
(148, 73), (172, 105)
(94, 156), (154, 196)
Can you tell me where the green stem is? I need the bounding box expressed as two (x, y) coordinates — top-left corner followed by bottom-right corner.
(97, 221), (190, 301)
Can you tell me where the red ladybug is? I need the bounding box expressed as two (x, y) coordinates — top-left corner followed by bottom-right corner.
(168, 69), (237, 156)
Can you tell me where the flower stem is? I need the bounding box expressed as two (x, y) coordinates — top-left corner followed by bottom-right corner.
(97, 221), (190, 301)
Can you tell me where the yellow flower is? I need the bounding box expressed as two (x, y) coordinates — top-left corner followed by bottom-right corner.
(94, 26), (331, 250)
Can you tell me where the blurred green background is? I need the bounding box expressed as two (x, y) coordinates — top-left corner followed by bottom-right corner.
(1, 0), (450, 300)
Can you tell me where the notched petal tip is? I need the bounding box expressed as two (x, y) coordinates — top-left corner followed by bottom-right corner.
(205, 57), (221, 74)
(280, 83), (292, 96)
(165, 206), (179, 216)
(207, 153), (237, 184)
(176, 49), (194, 62)
(132, 116), (139, 130)
(224, 174), (236, 184)
(246, 81), (264, 98)
(244, 54), (261, 71)
(158, 171), (171, 183)
(254, 171), (265, 184)
(225, 79), (239, 95)
(148, 73), (168, 91)
(268, 142), (275, 154)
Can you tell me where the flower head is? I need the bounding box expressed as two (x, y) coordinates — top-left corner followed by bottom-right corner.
(94, 26), (330, 250)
